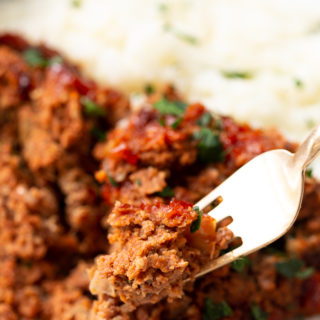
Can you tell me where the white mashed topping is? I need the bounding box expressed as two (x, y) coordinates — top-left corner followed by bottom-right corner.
(1, 0), (320, 177)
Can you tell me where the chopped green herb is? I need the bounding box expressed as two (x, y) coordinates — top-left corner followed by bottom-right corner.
(71, 0), (82, 8)
(175, 31), (198, 45)
(153, 97), (187, 116)
(190, 206), (203, 233)
(145, 83), (154, 94)
(158, 117), (166, 127)
(136, 179), (142, 186)
(294, 78), (303, 88)
(231, 257), (250, 273)
(171, 117), (183, 129)
(296, 267), (315, 279)
(23, 48), (48, 67)
(193, 128), (224, 163)
(108, 173), (119, 187)
(156, 186), (175, 198)
(251, 305), (268, 320)
(48, 56), (63, 66)
(81, 97), (106, 117)
(197, 112), (213, 127)
(222, 71), (253, 80)
(306, 168), (313, 178)
(306, 119), (316, 129)
(158, 3), (168, 12)
(163, 24), (198, 45)
(203, 298), (232, 320)
(275, 258), (305, 278)
(90, 126), (106, 141)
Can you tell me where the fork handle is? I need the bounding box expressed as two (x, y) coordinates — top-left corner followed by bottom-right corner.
(292, 125), (320, 171)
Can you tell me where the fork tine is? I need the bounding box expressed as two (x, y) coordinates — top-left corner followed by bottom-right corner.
(195, 189), (222, 211)
(207, 201), (228, 222)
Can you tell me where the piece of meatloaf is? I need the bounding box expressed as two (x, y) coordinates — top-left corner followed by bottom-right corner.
(89, 200), (233, 309)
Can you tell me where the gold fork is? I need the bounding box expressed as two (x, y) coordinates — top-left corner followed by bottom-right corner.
(195, 125), (320, 278)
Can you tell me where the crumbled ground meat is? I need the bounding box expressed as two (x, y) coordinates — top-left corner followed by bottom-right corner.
(1, 33), (320, 320)
(90, 200), (231, 309)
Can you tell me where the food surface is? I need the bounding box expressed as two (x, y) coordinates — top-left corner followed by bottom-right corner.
(1, 34), (320, 320)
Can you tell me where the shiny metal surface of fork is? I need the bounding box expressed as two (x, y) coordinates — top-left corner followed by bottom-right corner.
(195, 125), (320, 279)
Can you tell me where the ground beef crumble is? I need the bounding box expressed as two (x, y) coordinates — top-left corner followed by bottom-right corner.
(0, 33), (320, 320)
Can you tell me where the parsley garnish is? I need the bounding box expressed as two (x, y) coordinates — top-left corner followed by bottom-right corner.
(158, 3), (168, 13)
(275, 258), (314, 279)
(171, 117), (183, 129)
(251, 305), (268, 320)
(158, 117), (166, 127)
(23, 48), (48, 67)
(203, 298), (232, 320)
(306, 168), (313, 178)
(136, 179), (142, 186)
(81, 97), (106, 117)
(164, 24), (198, 45)
(222, 71), (253, 79)
(231, 257), (250, 273)
(190, 206), (203, 233)
(296, 267), (315, 279)
(107, 173), (119, 187)
(197, 112), (213, 127)
(145, 84), (154, 94)
(156, 186), (175, 198)
(294, 78), (303, 88)
(71, 0), (82, 8)
(153, 97), (187, 116)
(90, 126), (106, 141)
(193, 128), (224, 163)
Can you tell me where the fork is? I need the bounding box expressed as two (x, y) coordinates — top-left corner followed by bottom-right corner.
(195, 125), (320, 279)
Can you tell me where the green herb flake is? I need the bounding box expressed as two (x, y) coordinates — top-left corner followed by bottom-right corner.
(171, 117), (183, 129)
(90, 126), (106, 141)
(306, 119), (316, 129)
(275, 258), (304, 278)
(203, 298), (232, 320)
(306, 168), (313, 178)
(156, 186), (175, 198)
(108, 173), (119, 187)
(145, 83), (155, 94)
(158, 117), (166, 127)
(158, 3), (168, 12)
(81, 97), (106, 117)
(71, 0), (82, 8)
(197, 112), (213, 127)
(231, 257), (250, 273)
(193, 128), (224, 163)
(295, 267), (315, 279)
(251, 305), (268, 320)
(175, 31), (198, 45)
(136, 179), (142, 186)
(23, 48), (48, 67)
(190, 206), (203, 233)
(163, 24), (198, 45)
(222, 71), (253, 80)
(153, 97), (187, 116)
(294, 78), (303, 88)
